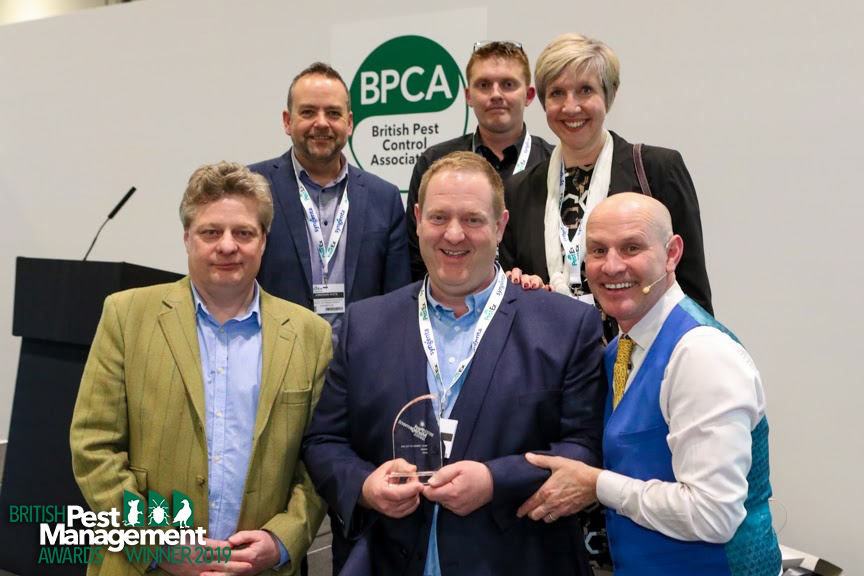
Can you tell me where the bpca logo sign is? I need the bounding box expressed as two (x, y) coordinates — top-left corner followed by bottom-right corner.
(348, 35), (469, 191)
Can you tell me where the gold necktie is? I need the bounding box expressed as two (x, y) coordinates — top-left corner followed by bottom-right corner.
(612, 336), (635, 410)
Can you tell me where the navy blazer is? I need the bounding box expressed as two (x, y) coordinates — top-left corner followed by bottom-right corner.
(302, 281), (606, 576)
(250, 152), (410, 310)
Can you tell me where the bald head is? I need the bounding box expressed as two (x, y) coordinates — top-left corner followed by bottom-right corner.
(589, 192), (673, 245)
(585, 193), (684, 333)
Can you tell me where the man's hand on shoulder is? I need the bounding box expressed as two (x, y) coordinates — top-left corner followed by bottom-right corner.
(359, 458), (424, 518)
(422, 461), (493, 516)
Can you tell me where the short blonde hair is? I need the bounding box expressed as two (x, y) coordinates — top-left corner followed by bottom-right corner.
(418, 151), (505, 218)
(180, 161), (274, 234)
(534, 34), (620, 111)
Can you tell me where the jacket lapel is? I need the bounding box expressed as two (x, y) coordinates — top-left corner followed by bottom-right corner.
(158, 278), (206, 428)
(608, 131), (636, 192)
(446, 284), (517, 462)
(403, 286), (431, 406)
(271, 154), (314, 293)
(344, 166), (367, 304)
(253, 290), (296, 443)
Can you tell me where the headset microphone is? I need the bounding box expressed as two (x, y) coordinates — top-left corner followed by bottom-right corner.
(641, 273), (668, 295)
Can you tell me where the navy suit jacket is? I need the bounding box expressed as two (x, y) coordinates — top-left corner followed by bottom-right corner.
(250, 152), (410, 310)
(302, 280), (606, 576)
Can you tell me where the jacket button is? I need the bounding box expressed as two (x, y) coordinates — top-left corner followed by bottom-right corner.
(196, 475), (205, 485)
(399, 547), (408, 559)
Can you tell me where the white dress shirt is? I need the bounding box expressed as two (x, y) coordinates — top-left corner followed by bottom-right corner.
(596, 282), (768, 544)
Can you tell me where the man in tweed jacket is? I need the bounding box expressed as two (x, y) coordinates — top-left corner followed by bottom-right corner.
(71, 162), (331, 575)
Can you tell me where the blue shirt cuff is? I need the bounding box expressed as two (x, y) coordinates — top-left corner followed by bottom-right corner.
(268, 531), (290, 569)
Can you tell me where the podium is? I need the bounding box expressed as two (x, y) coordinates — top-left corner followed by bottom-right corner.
(0, 258), (182, 575)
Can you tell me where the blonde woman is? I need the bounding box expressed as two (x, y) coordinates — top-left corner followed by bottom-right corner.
(500, 34), (712, 338)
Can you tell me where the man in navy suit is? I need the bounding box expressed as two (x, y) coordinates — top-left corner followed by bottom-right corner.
(250, 62), (410, 343)
(302, 151), (605, 575)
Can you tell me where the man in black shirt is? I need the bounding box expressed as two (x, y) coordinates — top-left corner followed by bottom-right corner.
(405, 41), (554, 280)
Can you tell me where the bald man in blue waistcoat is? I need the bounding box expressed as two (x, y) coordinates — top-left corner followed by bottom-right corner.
(518, 193), (781, 576)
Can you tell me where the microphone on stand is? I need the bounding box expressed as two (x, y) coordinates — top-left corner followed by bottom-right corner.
(83, 187), (137, 261)
(641, 273), (668, 295)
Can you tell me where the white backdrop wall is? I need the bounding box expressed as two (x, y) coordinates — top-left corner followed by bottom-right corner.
(0, 0), (860, 570)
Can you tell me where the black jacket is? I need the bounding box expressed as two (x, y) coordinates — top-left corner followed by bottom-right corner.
(500, 131), (713, 314)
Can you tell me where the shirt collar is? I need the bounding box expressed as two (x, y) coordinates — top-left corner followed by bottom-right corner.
(191, 281), (261, 327)
(291, 148), (349, 189)
(425, 266), (500, 319)
(472, 124), (528, 156)
(626, 281), (685, 352)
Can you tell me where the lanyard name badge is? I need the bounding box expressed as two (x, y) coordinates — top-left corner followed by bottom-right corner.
(296, 175), (349, 314)
(512, 132), (532, 175)
(417, 268), (507, 458)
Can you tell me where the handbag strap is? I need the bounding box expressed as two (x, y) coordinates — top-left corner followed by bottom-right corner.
(633, 143), (653, 197)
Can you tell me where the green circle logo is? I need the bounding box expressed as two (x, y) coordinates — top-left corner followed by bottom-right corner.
(348, 35), (469, 190)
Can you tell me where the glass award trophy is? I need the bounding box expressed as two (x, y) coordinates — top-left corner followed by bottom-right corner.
(389, 394), (442, 484)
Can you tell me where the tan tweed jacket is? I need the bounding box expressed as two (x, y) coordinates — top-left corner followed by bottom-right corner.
(70, 277), (331, 575)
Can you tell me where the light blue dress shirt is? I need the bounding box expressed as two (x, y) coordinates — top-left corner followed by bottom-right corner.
(191, 282), (289, 566)
(291, 149), (349, 347)
(422, 273), (498, 576)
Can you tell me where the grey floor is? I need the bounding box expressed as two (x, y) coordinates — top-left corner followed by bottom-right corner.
(307, 523), (334, 575)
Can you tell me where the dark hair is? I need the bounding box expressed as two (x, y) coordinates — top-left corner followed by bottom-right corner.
(287, 62), (351, 112)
